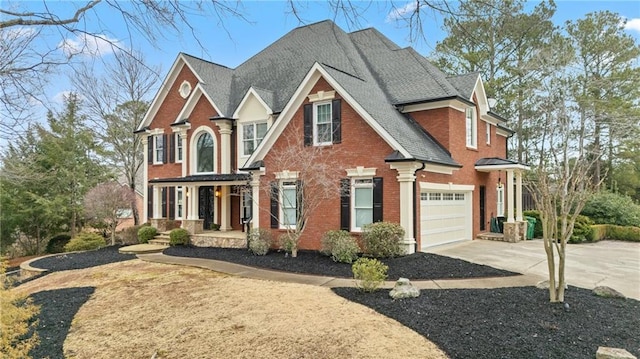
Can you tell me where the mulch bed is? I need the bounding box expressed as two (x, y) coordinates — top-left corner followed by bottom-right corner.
(164, 246), (518, 280)
(333, 286), (640, 359)
(29, 246), (136, 273)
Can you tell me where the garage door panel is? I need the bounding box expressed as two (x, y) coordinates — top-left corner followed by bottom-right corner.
(420, 190), (472, 250)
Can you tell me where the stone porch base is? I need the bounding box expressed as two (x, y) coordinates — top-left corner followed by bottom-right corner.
(190, 231), (246, 248)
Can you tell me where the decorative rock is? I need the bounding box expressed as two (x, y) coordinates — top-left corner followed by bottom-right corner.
(596, 346), (636, 359)
(389, 278), (420, 299)
(593, 286), (626, 299)
(535, 280), (568, 290)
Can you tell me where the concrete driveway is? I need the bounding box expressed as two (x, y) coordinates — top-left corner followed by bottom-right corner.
(427, 239), (640, 300)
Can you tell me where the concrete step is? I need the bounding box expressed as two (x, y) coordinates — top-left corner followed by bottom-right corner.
(148, 238), (170, 246)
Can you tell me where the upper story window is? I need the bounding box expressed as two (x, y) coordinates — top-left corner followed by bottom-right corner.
(466, 107), (477, 148)
(196, 132), (214, 173)
(154, 134), (164, 164)
(486, 123), (491, 145)
(175, 134), (183, 162)
(242, 122), (268, 156)
(314, 102), (332, 145)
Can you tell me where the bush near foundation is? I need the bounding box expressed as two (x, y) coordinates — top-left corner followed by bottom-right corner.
(248, 228), (273, 256)
(169, 228), (190, 246)
(46, 234), (71, 254)
(137, 226), (157, 244)
(320, 230), (360, 264)
(352, 257), (388, 293)
(64, 232), (106, 252)
(362, 222), (404, 258)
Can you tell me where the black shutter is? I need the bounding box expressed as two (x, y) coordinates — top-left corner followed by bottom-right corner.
(373, 177), (383, 222)
(296, 180), (304, 229)
(169, 134), (175, 163)
(147, 135), (153, 164)
(332, 99), (341, 144)
(162, 134), (168, 164)
(270, 182), (279, 228)
(340, 178), (350, 231)
(161, 187), (167, 218)
(168, 187), (175, 219)
(147, 185), (153, 220)
(303, 104), (313, 146)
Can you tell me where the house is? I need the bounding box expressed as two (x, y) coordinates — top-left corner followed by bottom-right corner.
(134, 20), (529, 254)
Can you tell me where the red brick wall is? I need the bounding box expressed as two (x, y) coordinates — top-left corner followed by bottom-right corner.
(260, 77), (399, 250)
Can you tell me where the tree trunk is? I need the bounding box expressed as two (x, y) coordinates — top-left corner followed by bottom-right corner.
(132, 197), (140, 225)
(71, 210), (77, 239)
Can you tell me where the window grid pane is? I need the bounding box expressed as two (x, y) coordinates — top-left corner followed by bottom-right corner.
(176, 135), (183, 161)
(316, 104), (331, 124)
(197, 133), (214, 172)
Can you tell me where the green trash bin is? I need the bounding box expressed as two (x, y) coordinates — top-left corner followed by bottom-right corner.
(525, 216), (536, 239)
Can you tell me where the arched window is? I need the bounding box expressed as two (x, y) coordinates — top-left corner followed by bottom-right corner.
(196, 132), (214, 173)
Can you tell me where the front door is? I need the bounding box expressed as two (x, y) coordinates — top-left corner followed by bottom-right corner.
(199, 186), (215, 230)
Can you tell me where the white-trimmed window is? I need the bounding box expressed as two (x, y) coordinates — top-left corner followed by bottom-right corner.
(176, 186), (183, 219)
(153, 134), (164, 164)
(486, 123), (491, 145)
(352, 178), (373, 231)
(497, 185), (505, 217)
(280, 181), (297, 228)
(466, 107), (477, 148)
(314, 101), (332, 145)
(175, 134), (183, 162)
(195, 132), (214, 173)
(242, 122), (268, 156)
(241, 191), (252, 223)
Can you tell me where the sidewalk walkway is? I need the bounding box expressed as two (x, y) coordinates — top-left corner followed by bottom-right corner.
(136, 252), (543, 290)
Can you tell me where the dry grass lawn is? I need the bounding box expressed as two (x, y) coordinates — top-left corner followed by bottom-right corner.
(16, 260), (448, 359)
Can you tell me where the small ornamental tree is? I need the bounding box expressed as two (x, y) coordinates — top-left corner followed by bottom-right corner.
(84, 181), (135, 245)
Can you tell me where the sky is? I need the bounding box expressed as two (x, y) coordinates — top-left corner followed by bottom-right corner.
(3, 0), (640, 119)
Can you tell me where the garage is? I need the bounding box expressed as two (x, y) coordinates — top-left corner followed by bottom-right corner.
(420, 185), (473, 250)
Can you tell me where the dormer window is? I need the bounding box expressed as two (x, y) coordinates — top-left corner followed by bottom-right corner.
(466, 107), (477, 148)
(242, 122), (268, 156)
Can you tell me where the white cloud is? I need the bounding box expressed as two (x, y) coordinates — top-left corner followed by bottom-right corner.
(624, 18), (640, 33)
(58, 33), (120, 58)
(52, 91), (85, 104)
(386, 1), (419, 22)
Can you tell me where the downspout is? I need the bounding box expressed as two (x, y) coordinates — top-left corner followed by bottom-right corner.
(413, 162), (426, 253)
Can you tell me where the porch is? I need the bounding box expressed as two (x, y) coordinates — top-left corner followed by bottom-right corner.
(190, 230), (247, 248)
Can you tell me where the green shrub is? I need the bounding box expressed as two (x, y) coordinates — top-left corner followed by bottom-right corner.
(589, 224), (608, 242)
(607, 225), (640, 242)
(46, 234), (71, 254)
(362, 222), (404, 258)
(248, 228), (273, 256)
(279, 233), (296, 254)
(352, 258), (388, 292)
(169, 228), (190, 246)
(567, 215), (594, 244)
(523, 210), (543, 238)
(581, 192), (640, 227)
(320, 230), (359, 264)
(64, 232), (106, 252)
(137, 226), (157, 244)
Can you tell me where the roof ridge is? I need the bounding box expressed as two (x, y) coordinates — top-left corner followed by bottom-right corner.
(181, 52), (233, 70)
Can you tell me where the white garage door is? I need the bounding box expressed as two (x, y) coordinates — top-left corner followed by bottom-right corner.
(420, 191), (472, 250)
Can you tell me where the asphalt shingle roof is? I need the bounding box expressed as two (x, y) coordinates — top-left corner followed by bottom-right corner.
(179, 20), (490, 167)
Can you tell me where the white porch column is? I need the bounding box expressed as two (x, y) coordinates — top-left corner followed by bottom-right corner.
(516, 170), (524, 221)
(188, 185), (199, 220)
(250, 173), (262, 229)
(506, 169), (515, 223)
(152, 186), (160, 219)
(180, 131), (188, 177)
(220, 185), (231, 231)
(215, 120), (233, 174)
(141, 136), (149, 223)
(389, 162), (423, 255)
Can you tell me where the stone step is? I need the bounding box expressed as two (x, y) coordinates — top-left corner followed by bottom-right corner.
(148, 238), (170, 246)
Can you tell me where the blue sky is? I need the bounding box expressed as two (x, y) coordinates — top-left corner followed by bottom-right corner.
(6, 0), (640, 112)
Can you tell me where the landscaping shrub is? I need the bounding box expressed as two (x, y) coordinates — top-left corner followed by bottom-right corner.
(523, 210), (543, 238)
(362, 222), (404, 258)
(352, 257), (388, 292)
(320, 230), (359, 263)
(119, 225), (142, 245)
(64, 232), (106, 252)
(169, 228), (190, 246)
(589, 224), (608, 242)
(567, 215), (594, 244)
(137, 226), (158, 244)
(279, 233), (296, 255)
(581, 192), (640, 227)
(46, 234), (71, 254)
(606, 225), (640, 242)
(248, 228), (273, 256)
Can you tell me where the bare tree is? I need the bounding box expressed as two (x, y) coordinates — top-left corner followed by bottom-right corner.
(73, 51), (158, 224)
(261, 124), (344, 257)
(84, 181), (135, 245)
